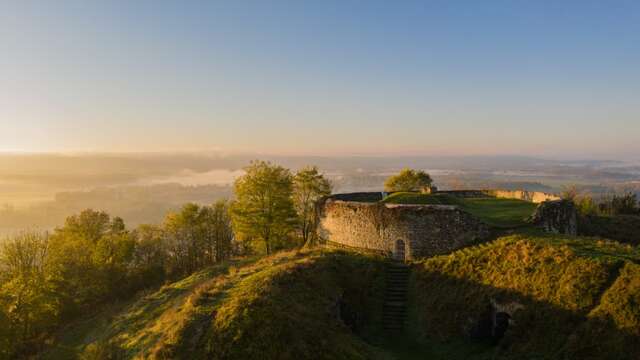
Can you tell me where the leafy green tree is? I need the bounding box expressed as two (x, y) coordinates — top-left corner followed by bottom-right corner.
(231, 161), (297, 254)
(0, 232), (49, 280)
(46, 210), (132, 313)
(57, 209), (111, 243)
(293, 166), (332, 247)
(0, 232), (58, 353)
(384, 168), (433, 192)
(163, 201), (234, 275)
(164, 203), (204, 275)
(131, 224), (167, 281)
(200, 200), (234, 263)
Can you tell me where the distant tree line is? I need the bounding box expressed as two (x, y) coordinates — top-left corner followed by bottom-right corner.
(0, 161), (332, 358)
(561, 185), (640, 245)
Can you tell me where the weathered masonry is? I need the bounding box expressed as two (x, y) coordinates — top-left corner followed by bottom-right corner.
(318, 193), (490, 260)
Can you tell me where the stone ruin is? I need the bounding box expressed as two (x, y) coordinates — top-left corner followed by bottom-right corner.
(528, 200), (578, 236)
(318, 190), (578, 260)
(317, 193), (491, 260)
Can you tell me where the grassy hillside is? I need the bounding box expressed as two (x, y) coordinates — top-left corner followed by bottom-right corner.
(382, 192), (537, 228)
(409, 231), (640, 359)
(42, 232), (640, 360)
(44, 250), (389, 360)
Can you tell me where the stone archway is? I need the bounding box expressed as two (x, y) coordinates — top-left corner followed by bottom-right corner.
(394, 239), (406, 261)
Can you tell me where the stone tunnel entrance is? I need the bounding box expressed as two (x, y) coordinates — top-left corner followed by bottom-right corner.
(394, 240), (406, 261)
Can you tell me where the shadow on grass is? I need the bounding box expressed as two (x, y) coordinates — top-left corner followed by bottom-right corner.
(406, 269), (640, 360)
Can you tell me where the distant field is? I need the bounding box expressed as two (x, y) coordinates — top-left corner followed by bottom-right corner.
(382, 192), (538, 228)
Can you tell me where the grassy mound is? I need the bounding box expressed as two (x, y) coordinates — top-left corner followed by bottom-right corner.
(44, 250), (388, 360)
(203, 251), (387, 360)
(409, 231), (640, 359)
(382, 192), (537, 228)
(43, 232), (640, 359)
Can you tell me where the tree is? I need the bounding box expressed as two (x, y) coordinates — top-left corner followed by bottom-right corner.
(384, 168), (433, 192)
(231, 161), (297, 254)
(130, 224), (167, 286)
(164, 203), (203, 275)
(46, 210), (132, 312)
(200, 200), (234, 262)
(0, 232), (58, 351)
(57, 209), (111, 243)
(293, 166), (332, 247)
(0, 232), (49, 281)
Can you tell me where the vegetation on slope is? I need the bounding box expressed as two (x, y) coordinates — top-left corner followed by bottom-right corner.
(41, 231), (640, 360)
(579, 214), (640, 246)
(409, 231), (640, 359)
(382, 192), (537, 228)
(45, 250), (388, 360)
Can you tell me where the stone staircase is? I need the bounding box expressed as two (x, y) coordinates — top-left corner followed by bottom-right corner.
(383, 262), (410, 332)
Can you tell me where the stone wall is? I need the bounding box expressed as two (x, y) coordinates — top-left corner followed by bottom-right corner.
(318, 198), (490, 259)
(482, 189), (560, 203)
(529, 200), (578, 235)
(437, 189), (560, 203)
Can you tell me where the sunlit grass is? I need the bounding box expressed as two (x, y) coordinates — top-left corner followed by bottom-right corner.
(382, 192), (537, 228)
(409, 232), (640, 359)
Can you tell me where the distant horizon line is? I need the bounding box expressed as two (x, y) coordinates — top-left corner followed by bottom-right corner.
(0, 149), (635, 163)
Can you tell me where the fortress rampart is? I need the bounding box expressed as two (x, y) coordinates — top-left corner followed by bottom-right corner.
(318, 195), (490, 260)
(318, 189), (570, 260)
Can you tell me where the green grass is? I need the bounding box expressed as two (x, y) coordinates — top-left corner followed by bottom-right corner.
(382, 192), (538, 228)
(409, 232), (640, 359)
(42, 232), (640, 360)
(381, 192), (456, 205)
(44, 257), (262, 359)
(43, 250), (389, 360)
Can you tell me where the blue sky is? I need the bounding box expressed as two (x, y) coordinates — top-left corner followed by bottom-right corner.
(1, 1), (638, 159)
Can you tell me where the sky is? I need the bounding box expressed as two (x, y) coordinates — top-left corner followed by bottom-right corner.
(1, 1), (639, 159)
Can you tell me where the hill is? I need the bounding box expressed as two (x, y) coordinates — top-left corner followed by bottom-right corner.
(44, 250), (389, 360)
(42, 232), (640, 359)
(409, 231), (640, 359)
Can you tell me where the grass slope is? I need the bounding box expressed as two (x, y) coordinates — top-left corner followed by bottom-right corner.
(44, 250), (388, 360)
(43, 232), (640, 360)
(409, 231), (640, 359)
(382, 192), (537, 228)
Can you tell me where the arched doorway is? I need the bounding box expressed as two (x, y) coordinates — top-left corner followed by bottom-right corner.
(394, 239), (406, 261)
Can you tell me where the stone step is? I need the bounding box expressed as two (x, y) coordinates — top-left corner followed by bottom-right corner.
(386, 289), (407, 293)
(383, 263), (410, 334)
(385, 293), (407, 298)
